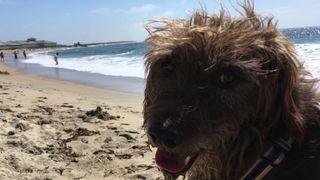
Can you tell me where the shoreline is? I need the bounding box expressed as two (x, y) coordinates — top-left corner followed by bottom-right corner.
(0, 43), (146, 94)
(3, 57), (145, 94)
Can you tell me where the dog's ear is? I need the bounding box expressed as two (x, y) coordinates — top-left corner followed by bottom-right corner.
(277, 43), (305, 141)
(143, 59), (158, 128)
(143, 67), (153, 127)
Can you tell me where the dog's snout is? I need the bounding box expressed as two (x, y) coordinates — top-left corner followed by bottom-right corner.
(148, 126), (181, 149)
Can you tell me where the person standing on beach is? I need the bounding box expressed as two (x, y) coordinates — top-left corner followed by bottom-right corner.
(14, 51), (18, 60)
(0, 52), (4, 61)
(54, 52), (59, 65)
(23, 50), (27, 59)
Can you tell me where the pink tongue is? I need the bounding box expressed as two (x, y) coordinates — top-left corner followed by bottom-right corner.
(155, 149), (186, 174)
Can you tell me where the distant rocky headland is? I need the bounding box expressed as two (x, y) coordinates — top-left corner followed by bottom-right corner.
(72, 41), (135, 47)
(0, 38), (135, 50)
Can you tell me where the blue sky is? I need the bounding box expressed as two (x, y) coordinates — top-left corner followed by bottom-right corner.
(0, 0), (319, 44)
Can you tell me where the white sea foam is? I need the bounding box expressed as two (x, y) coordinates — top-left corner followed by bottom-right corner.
(295, 43), (320, 91)
(25, 51), (145, 78)
(23, 43), (320, 81)
(295, 44), (320, 79)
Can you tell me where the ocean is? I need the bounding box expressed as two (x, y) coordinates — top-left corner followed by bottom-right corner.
(283, 27), (320, 80)
(25, 42), (148, 78)
(23, 27), (320, 80)
(3, 27), (320, 93)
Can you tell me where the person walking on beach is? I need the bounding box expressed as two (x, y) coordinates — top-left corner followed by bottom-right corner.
(14, 51), (18, 60)
(0, 52), (4, 61)
(23, 50), (27, 59)
(54, 52), (59, 65)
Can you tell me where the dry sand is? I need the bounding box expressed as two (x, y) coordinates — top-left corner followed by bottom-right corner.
(0, 64), (162, 180)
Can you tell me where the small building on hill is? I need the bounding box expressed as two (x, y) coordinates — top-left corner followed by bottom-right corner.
(0, 38), (59, 50)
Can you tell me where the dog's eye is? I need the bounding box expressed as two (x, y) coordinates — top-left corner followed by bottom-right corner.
(162, 65), (175, 77)
(219, 72), (235, 87)
(164, 65), (174, 72)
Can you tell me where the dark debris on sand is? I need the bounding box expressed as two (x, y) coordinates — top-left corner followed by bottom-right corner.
(65, 127), (100, 142)
(0, 95), (160, 179)
(0, 70), (10, 75)
(78, 106), (119, 122)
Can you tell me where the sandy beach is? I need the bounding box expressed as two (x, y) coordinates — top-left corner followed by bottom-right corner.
(0, 64), (162, 179)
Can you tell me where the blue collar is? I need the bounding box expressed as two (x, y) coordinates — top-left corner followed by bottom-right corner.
(240, 138), (293, 180)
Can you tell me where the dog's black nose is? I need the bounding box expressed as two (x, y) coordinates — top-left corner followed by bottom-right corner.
(148, 126), (181, 149)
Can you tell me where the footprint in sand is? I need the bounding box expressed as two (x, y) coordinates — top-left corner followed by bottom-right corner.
(15, 122), (29, 132)
(1, 107), (14, 112)
(61, 103), (74, 108)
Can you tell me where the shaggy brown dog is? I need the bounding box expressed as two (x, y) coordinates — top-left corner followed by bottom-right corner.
(143, 1), (320, 180)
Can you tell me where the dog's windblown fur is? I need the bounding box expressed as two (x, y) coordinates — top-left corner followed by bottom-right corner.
(143, 1), (320, 179)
